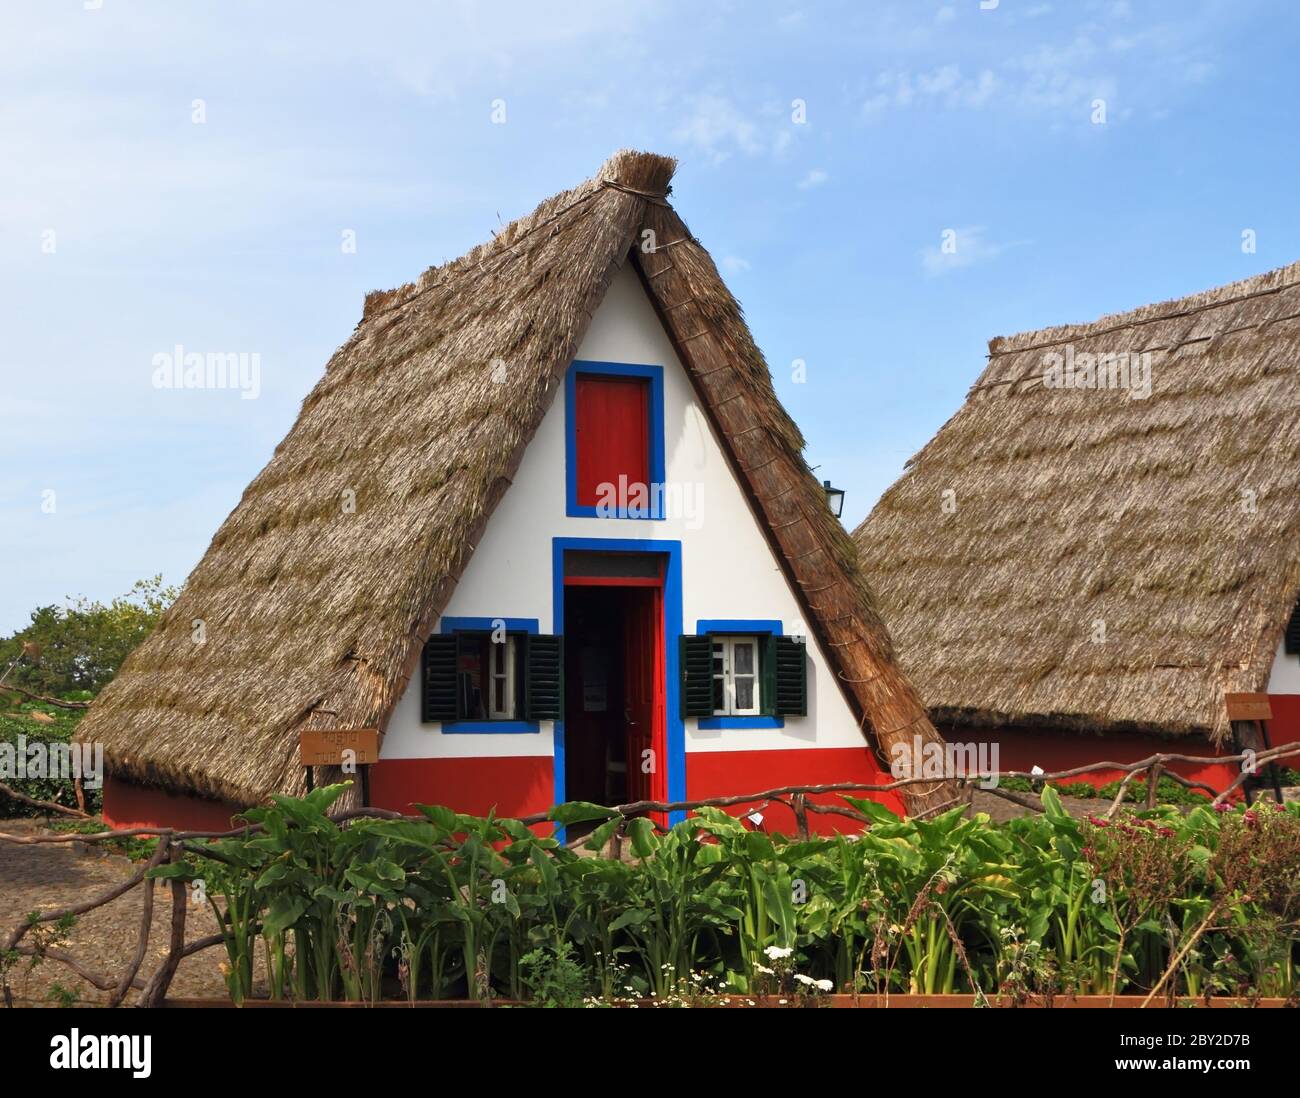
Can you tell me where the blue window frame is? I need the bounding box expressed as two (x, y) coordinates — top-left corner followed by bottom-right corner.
(438, 616), (540, 733)
(564, 360), (666, 520)
(695, 619), (785, 729)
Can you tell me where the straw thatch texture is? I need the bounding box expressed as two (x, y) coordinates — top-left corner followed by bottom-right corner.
(77, 150), (953, 814)
(855, 262), (1300, 742)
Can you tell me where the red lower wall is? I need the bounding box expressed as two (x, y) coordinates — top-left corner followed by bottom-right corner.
(102, 697), (1300, 832)
(369, 756), (555, 820)
(686, 747), (906, 833)
(102, 774), (244, 832)
(1267, 694), (1300, 754)
(949, 696), (1300, 797)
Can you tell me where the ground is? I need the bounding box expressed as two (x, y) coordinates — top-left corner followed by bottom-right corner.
(0, 818), (232, 1007)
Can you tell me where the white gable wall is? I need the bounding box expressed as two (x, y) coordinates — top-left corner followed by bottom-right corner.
(1267, 638), (1300, 694)
(381, 262), (867, 762)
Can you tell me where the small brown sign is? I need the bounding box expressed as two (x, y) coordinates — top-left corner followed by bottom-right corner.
(1225, 693), (1273, 722)
(300, 728), (380, 767)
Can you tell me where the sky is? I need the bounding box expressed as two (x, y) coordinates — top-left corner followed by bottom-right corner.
(2, 0), (1298, 634)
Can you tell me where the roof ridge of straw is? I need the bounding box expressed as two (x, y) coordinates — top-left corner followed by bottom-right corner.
(989, 258), (1300, 356)
(362, 150), (677, 323)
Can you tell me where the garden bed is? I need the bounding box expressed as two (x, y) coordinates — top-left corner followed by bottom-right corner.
(159, 993), (1291, 1008)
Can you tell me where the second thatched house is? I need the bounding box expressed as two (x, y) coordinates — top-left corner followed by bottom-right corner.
(855, 262), (1300, 792)
(76, 150), (953, 832)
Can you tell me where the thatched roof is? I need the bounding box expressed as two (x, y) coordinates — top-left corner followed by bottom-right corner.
(78, 150), (952, 814)
(855, 261), (1300, 742)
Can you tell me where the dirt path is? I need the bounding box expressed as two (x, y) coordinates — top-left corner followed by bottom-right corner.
(0, 818), (232, 1007)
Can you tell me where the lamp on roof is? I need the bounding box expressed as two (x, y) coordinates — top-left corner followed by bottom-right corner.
(822, 480), (845, 519)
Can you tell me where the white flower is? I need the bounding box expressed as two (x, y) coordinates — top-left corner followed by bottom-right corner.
(764, 945), (793, 960)
(815, 979), (834, 992)
(754, 964), (775, 975)
(793, 973), (816, 986)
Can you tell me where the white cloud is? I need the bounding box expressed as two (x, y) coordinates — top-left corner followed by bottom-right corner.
(797, 169), (829, 190)
(673, 94), (799, 164)
(720, 255), (752, 274)
(863, 65), (998, 118)
(920, 226), (1016, 276)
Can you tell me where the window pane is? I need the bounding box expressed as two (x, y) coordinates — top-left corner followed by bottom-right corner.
(734, 677), (754, 711)
(712, 676), (725, 712)
(733, 642), (755, 675)
(457, 634), (488, 718)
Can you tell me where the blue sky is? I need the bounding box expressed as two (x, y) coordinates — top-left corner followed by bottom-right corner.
(2, 0), (1297, 633)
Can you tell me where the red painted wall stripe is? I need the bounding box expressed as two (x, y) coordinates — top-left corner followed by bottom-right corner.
(947, 728), (1240, 794)
(102, 773), (243, 832)
(687, 747), (906, 834)
(369, 756), (554, 820)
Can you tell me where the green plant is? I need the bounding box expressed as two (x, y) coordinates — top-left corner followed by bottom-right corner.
(141, 786), (1300, 1005)
(519, 941), (590, 1007)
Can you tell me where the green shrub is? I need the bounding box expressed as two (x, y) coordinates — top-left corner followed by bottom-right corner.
(148, 784), (1300, 1005)
(0, 704), (100, 818)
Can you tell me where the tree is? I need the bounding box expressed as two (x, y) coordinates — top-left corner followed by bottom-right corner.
(0, 576), (178, 698)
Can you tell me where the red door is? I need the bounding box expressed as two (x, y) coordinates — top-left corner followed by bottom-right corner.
(623, 585), (666, 824)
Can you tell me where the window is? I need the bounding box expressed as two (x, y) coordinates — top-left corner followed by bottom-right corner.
(457, 632), (522, 720)
(712, 635), (761, 716)
(680, 620), (807, 727)
(565, 361), (665, 518)
(421, 618), (563, 730)
(575, 374), (649, 507)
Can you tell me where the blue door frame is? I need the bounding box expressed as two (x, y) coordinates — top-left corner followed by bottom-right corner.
(551, 536), (686, 826)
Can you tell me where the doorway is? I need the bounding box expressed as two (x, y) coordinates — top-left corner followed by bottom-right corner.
(562, 554), (667, 820)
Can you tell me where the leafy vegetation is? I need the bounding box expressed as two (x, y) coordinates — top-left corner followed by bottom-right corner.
(0, 576), (176, 697)
(151, 784), (1300, 1005)
(998, 773), (1216, 805)
(0, 704), (97, 817)
(0, 577), (174, 818)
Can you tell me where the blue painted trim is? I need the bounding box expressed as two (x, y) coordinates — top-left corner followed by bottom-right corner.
(438, 617), (540, 733)
(699, 715), (785, 730)
(696, 619), (782, 636)
(440, 617), (539, 636)
(552, 537), (686, 827)
(443, 720), (540, 735)
(694, 620), (784, 729)
(564, 360), (666, 520)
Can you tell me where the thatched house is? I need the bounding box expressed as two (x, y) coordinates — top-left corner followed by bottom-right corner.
(855, 262), (1300, 790)
(78, 150), (953, 832)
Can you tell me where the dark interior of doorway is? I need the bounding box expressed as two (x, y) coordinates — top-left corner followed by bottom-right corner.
(563, 586), (632, 821)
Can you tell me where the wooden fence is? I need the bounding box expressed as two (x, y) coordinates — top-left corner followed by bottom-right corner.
(2, 741), (1298, 1008)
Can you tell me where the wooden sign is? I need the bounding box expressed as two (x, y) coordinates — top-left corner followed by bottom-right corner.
(1224, 693), (1273, 722)
(300, 728), (380, 767)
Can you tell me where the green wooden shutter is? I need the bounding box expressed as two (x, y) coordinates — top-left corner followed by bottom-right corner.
(421, 635), (460, 722)
(772, 635), (807, 717)
(761, 634), (778, 716)
(1286, 600), (1300, 655)
(680, 635), (714, 718)
(523, 634), (564, 721)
